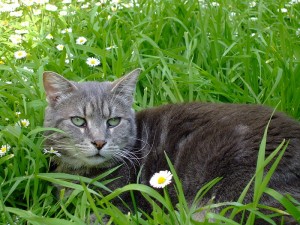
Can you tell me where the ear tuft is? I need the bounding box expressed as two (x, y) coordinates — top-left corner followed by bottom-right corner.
(43, 71), (77, 106)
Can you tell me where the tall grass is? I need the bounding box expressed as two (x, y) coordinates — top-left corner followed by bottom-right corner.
(1, 0), (300, 224)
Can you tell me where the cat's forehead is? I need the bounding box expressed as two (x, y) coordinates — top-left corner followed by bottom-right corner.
(64, 81), (128, 117)
(75, 81), (111, 94)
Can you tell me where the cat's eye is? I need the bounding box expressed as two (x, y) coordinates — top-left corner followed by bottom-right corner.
(71, 117), (87, 127)
(107, 117), (121, 128)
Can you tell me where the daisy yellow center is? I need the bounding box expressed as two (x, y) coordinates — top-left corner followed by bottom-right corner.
(90, 59), (96, 64)
(1, 147), (7, 153)
(157, 176), (166, 184)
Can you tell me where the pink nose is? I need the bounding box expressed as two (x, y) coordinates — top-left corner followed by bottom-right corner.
(91, 140), (106, 150)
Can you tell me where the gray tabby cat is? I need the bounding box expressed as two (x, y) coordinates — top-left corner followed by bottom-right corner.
(43, 69), (300, 224)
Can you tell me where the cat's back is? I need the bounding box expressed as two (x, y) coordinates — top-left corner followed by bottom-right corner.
(136, 102), (300, 138)
(135, 102), (300, 202)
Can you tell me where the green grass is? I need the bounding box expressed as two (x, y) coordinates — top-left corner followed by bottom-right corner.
(1, 0), (300, 224)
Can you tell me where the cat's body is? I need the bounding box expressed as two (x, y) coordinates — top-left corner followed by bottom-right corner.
(43, 69), (300, 224)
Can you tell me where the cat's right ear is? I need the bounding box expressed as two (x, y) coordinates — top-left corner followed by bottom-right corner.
(43, 71), (77, 106)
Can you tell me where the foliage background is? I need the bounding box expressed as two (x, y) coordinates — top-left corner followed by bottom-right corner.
(0, 0), (300, 224)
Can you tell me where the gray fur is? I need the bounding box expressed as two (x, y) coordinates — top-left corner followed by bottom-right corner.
(43, 69), (300, 224)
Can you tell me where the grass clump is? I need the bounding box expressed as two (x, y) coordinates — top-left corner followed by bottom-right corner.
(1, 0), (300, 224)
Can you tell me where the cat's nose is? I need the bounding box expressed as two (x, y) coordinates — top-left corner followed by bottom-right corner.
(91, 140), (107, 150)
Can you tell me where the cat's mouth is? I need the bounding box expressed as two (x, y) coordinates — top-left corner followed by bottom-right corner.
(88, 153), (105, 158)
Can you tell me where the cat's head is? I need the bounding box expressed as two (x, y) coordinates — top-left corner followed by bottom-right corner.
(43, 69), (141, 169)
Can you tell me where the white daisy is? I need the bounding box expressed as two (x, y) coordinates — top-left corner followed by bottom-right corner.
(45, 4), (58, 11)
(21, 0), (35, 6)
(59, 10), (68, 16)
(18, 119), (30, 127)
(76, 36), (87, 45)
(56, 44), (64, 51)
(34, 0), (49, 5)
(10, 10), (23, 17)
(14, 50), (27, 59)
(15, 29), (29, 34)
(33, 9), (42, 15)
(86, 57), (100, 67)
(0, 144), (11, 157)
(249, 1), (256, 7)
(9, 34), (23, 44)
(211, 2), (220, 7)
(21, 21), (30, 27)
(278, 8), (288, 13)
(149, 170), (173, 188)
(46, 33), (53, 39)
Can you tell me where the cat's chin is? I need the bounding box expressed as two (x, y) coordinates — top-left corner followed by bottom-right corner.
(59, 155), (114, 170)
(83, 155), (113, 168)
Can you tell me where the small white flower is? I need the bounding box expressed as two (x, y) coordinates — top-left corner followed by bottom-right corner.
(15, 111), (21, 117)
(0, 3), (19, 12)
(10, 10), (23, 17)
(56, 44), (64, 51)
(21, 21), (30, 27)
(33, 9), (42, 15)
(249, 1), (256, 7)
(14, 50), (27, 59)
(21, 0), (35, 6)
(296, 28), (300, 37)
(149, 170), (173, 188)
(9, 34), (23, 44)
(76, 36), (87, 45)
(34, 0), (49, 4)
(105, 45), (118, 50)
(249, 17), (258, 21)
(86, 57), (101, 67)
(46, 33), (53, 39)
(0, 144), (11, 157)
(45, 4), (58, 11)
(43, 147), (61, 157)
(59, 10), (68, 16)
(278, 8), (288, 13)
(211, 2), (220, 7)
(61, 28), (72, 34)
(229, 12), (236, 21)
(62, 0), (72, 3)
(15, 29), (29, 34)
(19, 119), (30, 127)
(23, 66), (34, 72)
(81, 3), (90, 9)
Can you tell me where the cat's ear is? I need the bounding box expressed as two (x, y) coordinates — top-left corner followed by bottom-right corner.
(111, 68), (141, 103)
(43, 71), (77, 106)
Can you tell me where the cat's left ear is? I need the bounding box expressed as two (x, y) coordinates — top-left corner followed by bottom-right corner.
(43, 71), (77, 106)
(111, 68), (141, 103)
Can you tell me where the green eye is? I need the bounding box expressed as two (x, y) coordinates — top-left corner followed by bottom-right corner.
(107, 117), (121, 128)
(71, 117), (87, 127)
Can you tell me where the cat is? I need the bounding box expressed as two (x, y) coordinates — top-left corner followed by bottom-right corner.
(43, 69), (300, 224)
